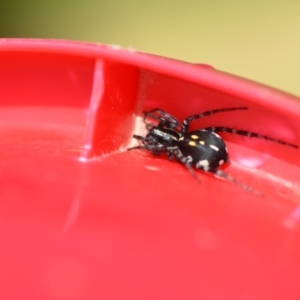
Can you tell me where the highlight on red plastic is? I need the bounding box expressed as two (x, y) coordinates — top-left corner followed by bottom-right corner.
(1, 39), (300, 299)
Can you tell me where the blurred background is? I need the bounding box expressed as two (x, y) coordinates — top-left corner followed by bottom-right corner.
(1, 0), (300, 95)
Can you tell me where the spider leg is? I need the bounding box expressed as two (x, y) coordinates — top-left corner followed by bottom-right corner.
(181, 107), (248, 133)
(132, 134), (146, 142)
(128, 134), (166, 155)
(131, 134), (156, 146)
(128, 144), (166, 155)
(210, 169), (263, 196)
(127, 145), (153, 151)
(171, 148), (201, 182)
(143, 108), (180, 129)
(204, 126), (298, 149)
(166, 152), (176, 160)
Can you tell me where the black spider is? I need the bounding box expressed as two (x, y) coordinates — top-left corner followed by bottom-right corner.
(128, 107), (298, 194)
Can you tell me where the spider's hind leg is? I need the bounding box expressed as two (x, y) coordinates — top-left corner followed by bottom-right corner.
(171, 148), (201, 183)
(210, 169), (263, 196)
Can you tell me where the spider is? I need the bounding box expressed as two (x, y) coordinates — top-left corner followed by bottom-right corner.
(128, 107), (298, 194)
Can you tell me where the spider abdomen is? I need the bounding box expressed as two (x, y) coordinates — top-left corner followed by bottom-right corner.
(178, 130), (229, 170)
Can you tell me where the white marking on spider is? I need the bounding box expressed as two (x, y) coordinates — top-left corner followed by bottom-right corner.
(212, 132), (221, 139)
(219, 159), (224, 165)
(209, 144), (219, 151)
(186, 155), (193, 163)
(199, 140), (205, 145)
(196, 159), (210, 168)
(179, 136), (184, 141)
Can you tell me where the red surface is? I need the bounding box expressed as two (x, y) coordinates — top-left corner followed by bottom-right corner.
(1, 39), (300, 299)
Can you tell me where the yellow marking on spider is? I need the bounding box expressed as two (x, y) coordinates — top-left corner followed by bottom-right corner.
(199, 140), (205, 145)
(189, 141), (196, 146)
(191, 135), (199, 140)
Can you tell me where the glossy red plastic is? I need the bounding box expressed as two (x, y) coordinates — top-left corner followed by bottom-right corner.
(1, 39), (300, 299)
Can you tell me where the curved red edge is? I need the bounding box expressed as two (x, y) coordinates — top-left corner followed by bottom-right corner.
(1, 39), (300, 300)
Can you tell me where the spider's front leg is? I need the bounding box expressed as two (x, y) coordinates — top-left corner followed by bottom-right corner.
(128, 134), (166, 156)
(181, 107), (248, 133)
(128, 143), (166, 156)
(143, 108), (180, 129)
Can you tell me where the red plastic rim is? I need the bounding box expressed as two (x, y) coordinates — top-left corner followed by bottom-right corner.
(1, 39), (300, 299)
